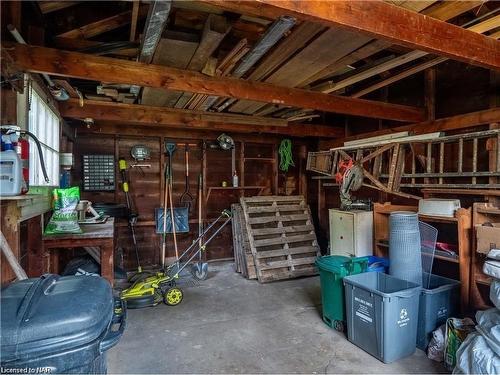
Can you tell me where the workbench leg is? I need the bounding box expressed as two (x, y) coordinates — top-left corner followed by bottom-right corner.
(100, 243), (114, 286)
(49, 248), (60, 275)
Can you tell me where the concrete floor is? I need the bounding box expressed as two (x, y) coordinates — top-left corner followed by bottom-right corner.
(108, 262), (445, 374)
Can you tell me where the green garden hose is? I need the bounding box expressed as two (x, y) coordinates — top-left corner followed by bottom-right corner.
(278, 139), (295, 172)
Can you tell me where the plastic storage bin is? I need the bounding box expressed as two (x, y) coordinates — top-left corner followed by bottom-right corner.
(343, 272), (421, 363)
(316, 255), (368, 331)
(417, 273), (460, 350)
(1, 274), (126, 374)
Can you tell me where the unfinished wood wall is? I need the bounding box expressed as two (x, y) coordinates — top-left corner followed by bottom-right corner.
(72, 131), (309, 270)
(313, 62), (494, 247)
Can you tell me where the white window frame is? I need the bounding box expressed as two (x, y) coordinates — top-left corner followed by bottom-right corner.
(27, 82), (61, 187)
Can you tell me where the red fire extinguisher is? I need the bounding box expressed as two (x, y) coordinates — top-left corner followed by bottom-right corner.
(17, 136), (30, 194)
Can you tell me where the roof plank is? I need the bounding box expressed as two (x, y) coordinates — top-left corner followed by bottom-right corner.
(201, 0), (499, 70)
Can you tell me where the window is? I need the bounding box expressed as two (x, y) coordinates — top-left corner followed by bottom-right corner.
(28, 89), (60, 186)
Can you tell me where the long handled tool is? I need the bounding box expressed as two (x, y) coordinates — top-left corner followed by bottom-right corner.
(168, 169), (179, 265)
(121, 209), (232, 309)
(161, 165), (169, 269)
(180, 144), (194, 211)
(119, 158), (143, 277)
(191, 173), (208, 280)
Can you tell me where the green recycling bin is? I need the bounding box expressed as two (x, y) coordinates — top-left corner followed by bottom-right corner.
(316, 255), (368, 332)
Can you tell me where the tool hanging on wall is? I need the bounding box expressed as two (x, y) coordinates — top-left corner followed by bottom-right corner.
(191, 173), (208, 280)
(160, 141), (180, 269)
(130, 144), (152, 171)
(121, 209), (232, 309)
(180, 144), (194, 211)
(118, 158), (143, 279)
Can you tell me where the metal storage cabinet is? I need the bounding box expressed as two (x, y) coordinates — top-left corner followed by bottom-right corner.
(329, 209), (373, 257)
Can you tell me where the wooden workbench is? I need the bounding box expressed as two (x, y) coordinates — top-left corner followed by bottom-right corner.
(42, 218), (115, 285)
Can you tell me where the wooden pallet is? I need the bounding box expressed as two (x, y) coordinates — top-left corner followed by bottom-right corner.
(240, 195), (320, 283)
(231, 204), (257, 279)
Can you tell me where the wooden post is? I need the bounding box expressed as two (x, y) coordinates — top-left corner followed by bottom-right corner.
(489, 71), (499, 205)
(424, 68), (436, 121)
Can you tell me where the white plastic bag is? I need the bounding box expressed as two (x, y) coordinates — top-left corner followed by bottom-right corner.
(453, 309), (500, 374)
(491, 280), (500, 309)
(428, 324), (446, 362)
(483, 260), (500, 279)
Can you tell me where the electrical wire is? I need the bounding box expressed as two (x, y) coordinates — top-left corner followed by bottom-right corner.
(278, 139), (295, 172)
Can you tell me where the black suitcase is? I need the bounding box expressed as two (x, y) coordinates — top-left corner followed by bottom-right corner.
(1, 274), (125, 374)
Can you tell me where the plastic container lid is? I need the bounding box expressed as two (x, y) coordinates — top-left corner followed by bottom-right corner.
(316, 255), (369, 273)
(316, 255), (351, 273)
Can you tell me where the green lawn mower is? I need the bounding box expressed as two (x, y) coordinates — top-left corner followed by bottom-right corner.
(121, 209), (232, 309)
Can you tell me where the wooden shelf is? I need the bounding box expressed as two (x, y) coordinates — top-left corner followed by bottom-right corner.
(422, 188), (500, 197)
(475, 273), (492, 286)
(426, 252), (460, 264)
(476, 207), (500, 215)
(419, 214), (458, 224)
(205, 186), (266, 203)
(373, 202), (471, 313)
(243, 157), (275, 162)
(207, 186), (265, 190)
(377, 242), (459, 263)
(470, 202), (499, 310)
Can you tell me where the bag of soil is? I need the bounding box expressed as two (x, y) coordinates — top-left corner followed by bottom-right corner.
(44, 186), (82, 234)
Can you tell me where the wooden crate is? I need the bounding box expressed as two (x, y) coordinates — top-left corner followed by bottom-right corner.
(240, 195), (320, 283)
(306, 151), (335, 176)
(231, 204), (257, 279)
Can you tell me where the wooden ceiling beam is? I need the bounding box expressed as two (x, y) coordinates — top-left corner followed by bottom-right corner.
(300, 1), (483, 88)
(200, 0), (500, 70)
(58, 99), (344, 138)
(3, 43), (425, 122)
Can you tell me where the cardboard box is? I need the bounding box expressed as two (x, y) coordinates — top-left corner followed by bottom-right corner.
(476, 223), (500, 254)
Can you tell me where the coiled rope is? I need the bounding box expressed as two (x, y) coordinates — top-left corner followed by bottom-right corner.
(278, 139), (295, 172)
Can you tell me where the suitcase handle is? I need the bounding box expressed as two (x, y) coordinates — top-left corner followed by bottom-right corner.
(99, 297), (127, 353)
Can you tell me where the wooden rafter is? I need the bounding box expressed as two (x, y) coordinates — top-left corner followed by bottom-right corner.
(129, 1), (140, 42)
(2, 43), (425, 122)
(350, 14), (500, 98)
(201, 0), (500, 70)
(38, 1), (79, 14)
(57, 7), (148, 39)
(314, 50), (428, 93)
(351, 57), (447, 98)
(58, 99), (344, 138)
(421, 0), (484, 21)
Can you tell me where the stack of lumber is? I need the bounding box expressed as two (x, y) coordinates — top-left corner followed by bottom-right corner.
(231, 204), (257, 279)
(238, 195), (320, 283)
